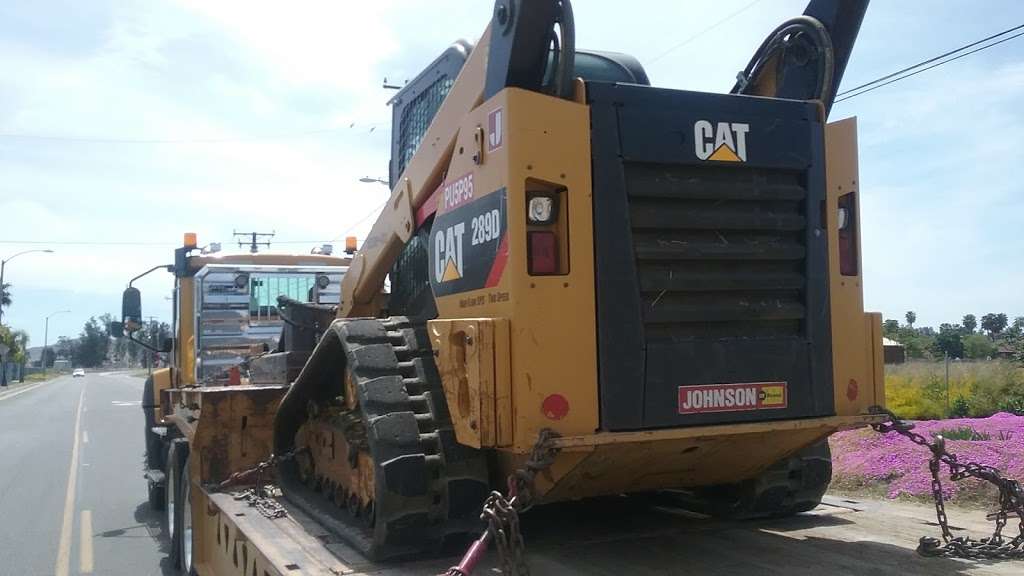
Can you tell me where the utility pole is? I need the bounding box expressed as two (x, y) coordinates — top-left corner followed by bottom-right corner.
(43, 309), (71, 377)
(233, 230), (275, 254)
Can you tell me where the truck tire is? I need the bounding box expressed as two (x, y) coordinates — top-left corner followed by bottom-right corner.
(178, 455), (198, 576)
(670, 440), (832, 519)
(165, 439), (188, 569)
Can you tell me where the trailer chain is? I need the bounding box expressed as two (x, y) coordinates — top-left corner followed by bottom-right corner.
(868, 406), (1024, 560)
(218, 447), (308, 519)
(445, 428), (561, 576)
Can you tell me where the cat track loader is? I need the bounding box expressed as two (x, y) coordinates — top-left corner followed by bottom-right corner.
(267, 0), (885, 562)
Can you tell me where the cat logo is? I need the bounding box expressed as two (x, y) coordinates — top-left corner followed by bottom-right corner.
(694, 120), (750, 162)
(434, 222), (465, 283)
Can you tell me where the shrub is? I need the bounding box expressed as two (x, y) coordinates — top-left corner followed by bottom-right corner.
(932, 426), (990, 441)
(884, 360), (1024, 419)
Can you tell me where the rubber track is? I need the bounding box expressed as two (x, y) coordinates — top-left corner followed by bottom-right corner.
(281, 317), (489, 561)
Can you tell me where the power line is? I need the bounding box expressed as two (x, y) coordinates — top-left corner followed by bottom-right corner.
(836, 25), (1024, 103)
(648, 0), (767, 64)
(837, 23), (1024, 97)
(330, 200), (389, 243)
(0, 123), (386, 145)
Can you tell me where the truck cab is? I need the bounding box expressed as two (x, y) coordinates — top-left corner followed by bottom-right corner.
(118, 234), (351, 558)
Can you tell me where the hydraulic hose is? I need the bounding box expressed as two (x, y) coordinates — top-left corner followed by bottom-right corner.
(732, 15), (835, 105)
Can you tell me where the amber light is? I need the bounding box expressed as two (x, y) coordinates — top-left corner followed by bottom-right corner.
(183, 232), (198, 248)
(528, 231), (558, 275)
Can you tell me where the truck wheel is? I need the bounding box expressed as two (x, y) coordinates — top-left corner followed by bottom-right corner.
(179, 455), (198, 576)
(165, 439), (188, 568)
(671, 440), (832, 519)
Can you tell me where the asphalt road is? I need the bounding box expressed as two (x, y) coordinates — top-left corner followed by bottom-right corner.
(1, 373), (1021, 576)
(0, 372), (171, 576)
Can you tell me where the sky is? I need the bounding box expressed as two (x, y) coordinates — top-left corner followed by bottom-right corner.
(1, 0), (1022, 346)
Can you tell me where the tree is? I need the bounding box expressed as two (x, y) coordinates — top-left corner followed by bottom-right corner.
(883, 319), (900, 336)
(932, 323), (965, 358)
(73, 317), (110, 368)
(963, 333), (996, 359)
(42, 347), (56, 368)
(1008, 317), (1024, 339)
(980, 313), (1008, 339)
(905, 311), (916, 328)
(0, 282), (10, 308)
(962, 314), (977, 334)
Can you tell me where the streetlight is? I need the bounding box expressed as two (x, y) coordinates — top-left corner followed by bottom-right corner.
(359, 177), (389, 186)
(42, 309), (71, 377)
(0, 249), (53, 386)
(0, 249), (55, 326)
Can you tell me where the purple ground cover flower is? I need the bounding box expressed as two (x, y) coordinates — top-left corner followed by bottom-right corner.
(830, 413), (1024, 500)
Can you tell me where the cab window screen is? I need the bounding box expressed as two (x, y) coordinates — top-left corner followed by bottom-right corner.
(397, 77), (454, 178)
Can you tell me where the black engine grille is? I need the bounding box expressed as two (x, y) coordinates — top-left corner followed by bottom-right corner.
(587, 81), (834, 430)
(626, 163), (809, 340)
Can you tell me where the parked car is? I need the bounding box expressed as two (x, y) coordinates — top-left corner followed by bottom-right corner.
(72, 368), (85, 378)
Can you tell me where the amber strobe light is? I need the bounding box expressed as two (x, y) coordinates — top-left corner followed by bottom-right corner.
(528, 231), (558, 275)
(183, 232), (198, 248)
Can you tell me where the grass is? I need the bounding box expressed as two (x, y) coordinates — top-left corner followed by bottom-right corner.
(932, 426), (990, 441)
(885, 360), (1024, 419)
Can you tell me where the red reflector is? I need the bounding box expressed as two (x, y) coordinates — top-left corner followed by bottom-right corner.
(528, 231), (558, 275)
(542, 394), (570, 420)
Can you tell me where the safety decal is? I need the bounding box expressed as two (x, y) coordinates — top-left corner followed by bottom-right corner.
(694, 120), (749, 162)
(678, 381), (787, 414)
(487, 107), (503, 152)
(430, 187), (508, 297)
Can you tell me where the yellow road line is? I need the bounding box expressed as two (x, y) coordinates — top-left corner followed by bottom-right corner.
(80, 510), (94, 573)
(0, 379), (53, 402)
(54, 384), (85, 576)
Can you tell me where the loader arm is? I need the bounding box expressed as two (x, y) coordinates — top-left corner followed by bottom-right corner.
(341, 27), (492, 317)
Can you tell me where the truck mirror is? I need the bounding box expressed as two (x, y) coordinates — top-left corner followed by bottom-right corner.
(160, 336), (174, 354)
(109, 321), (124, 338)
(122, 287), (142, 333)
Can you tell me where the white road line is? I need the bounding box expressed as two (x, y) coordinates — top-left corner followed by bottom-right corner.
(54, 384), (86, 576)
(80, 510), (94, 573)
(0, 379), (53, 402)
(82, 430), (89, 444)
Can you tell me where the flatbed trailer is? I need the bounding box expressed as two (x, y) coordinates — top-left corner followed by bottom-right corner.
(193, 478), (1023, 576)
(169, 381), (901, 576)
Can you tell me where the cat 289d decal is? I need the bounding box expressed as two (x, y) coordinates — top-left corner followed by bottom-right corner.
(429, 178), (508, 298)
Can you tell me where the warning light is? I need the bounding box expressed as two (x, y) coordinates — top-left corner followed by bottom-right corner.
(183, 232), (198, 248)
(527, 231), (558, 275)
(345, 236), (358, 254)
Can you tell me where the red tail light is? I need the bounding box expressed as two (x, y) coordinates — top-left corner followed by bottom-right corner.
(528, 231), (558, 275)
(838, 192), (858, 276)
